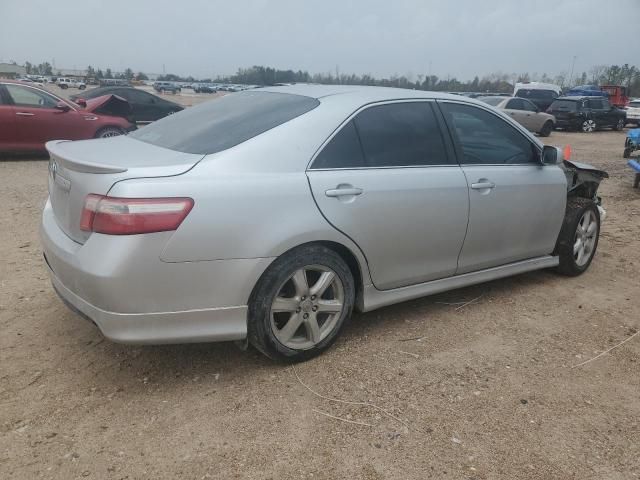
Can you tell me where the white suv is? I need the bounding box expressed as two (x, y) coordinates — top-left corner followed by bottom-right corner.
(57, 78), (86, 90)
(625, 99), (640, 127)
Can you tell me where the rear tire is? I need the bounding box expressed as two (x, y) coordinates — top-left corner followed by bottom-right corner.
(95, 126), (124, 139)
(554, 198), (600, 277)
(624, 147), (632, 158)
(538, 121), (553, 137)
(581, 119), (596, 132)
(248, 244), (355, 362)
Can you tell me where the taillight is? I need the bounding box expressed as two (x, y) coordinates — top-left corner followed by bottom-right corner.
(563, 145), (572, 161)
(80, 194), (194, 235)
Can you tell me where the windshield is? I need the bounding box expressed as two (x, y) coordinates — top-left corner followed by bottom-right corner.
(629, 101), (640, 108)
(130, 91), (319, 154)
(516, 89), (557, 99)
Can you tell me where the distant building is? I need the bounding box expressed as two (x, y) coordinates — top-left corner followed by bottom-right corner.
(0, 62), (27, 79)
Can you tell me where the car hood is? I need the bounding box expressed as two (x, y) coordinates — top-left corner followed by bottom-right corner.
(82, 94), (132, 118)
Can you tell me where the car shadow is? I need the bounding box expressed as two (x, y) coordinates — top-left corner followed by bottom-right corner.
(70, 267), (559, 392)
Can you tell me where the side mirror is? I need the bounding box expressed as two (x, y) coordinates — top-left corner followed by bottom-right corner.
(55, 102), (71, 112)
(76, 98), (87, 107)
(541, 145), (559, 165)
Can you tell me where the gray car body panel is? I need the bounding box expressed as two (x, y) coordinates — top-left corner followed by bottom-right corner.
(41, 85), (578, 345)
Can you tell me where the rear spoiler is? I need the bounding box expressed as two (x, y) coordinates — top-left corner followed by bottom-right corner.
(46, 140), (128, 174)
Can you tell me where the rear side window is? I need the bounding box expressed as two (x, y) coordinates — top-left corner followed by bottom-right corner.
(550, 100), (578, 112)
(506, 98), (525, 110)
(440, 102), (538, 165)
(354, 102), (448, 167)
(516, 89), (556, 100)
(131, 91), (319, 154)
(588, 99), (603, 109)
(312, 121), (365, 169)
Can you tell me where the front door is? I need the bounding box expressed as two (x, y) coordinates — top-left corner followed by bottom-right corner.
(0, 85), (18, 150)
(4, 84), (85, 149)
(307, 101), (469, 290)
(438, 101), (567, 273)
(504, 98), (535, 132)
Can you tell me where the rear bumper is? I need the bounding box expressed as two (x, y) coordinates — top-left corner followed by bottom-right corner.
(40, 198), (274, 344)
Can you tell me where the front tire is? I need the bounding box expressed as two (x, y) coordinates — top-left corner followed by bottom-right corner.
(248, 244), (355, 362)
(613, 118), (625, 131)
(581, 119), (596, 132)
(555, 198), (600, 276)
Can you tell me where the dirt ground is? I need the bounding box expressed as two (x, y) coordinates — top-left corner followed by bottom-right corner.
(1, 128), (639, 480)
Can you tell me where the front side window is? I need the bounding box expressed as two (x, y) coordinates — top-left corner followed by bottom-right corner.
(522, 99), (538, 112)
(5, 84), (58, 108)
(440, 102), (538, 165)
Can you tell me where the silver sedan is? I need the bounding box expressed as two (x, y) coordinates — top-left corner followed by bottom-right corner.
(41, 85), (606, 361)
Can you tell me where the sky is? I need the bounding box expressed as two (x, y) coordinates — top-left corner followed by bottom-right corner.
(1, 0), (639, 80)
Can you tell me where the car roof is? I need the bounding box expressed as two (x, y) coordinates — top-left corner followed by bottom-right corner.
(258, 84), (480, 105)
(555, 96), (593, 101)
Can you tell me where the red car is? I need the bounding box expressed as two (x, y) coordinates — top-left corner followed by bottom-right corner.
(0, 80), (134, 153)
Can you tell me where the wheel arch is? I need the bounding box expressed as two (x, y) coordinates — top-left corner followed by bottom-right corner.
(248, 240), (368, 313)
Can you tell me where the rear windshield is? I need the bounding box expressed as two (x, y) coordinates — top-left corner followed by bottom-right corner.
(550, 100), (579, 111)
(516, 89), (557, 99)
(131, 91), (319, 154)
(479, 97), (507, 106)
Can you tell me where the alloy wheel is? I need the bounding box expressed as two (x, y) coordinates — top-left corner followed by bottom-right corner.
(270, 265), (345, 350)
(573, 210), (598, 267)
(582, 119), (596, 132)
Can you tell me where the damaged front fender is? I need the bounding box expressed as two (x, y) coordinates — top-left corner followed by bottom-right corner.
(562, 160), (608, 201)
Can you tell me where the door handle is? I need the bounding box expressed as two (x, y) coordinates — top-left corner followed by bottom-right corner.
(471, 181), (495, 190)
(325, 187), (363, 197)
(16, 112), (35, 116)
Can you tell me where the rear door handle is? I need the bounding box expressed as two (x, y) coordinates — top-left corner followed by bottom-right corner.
(325, 187), (363, 197)
(16, 112), (35, 116)
(471, 181), (496, 190)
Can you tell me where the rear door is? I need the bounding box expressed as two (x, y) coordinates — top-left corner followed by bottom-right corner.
(307, 101), (469, 290)
(438, 101), (566, 273)
(0, 85), (18, 150)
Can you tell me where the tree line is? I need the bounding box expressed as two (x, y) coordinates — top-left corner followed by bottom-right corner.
(19, 60), (640, 95)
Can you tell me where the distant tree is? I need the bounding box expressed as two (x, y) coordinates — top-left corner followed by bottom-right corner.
(24, 61), (33, 74)
(86, 65), (96, 77)
(124, 68), (134, 80)
(135, 72), (148, 81)
(105, 68), (112, 79)
(96, 69), (104, 79)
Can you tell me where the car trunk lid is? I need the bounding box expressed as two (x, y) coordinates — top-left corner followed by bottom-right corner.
(46, 136), (204, 244)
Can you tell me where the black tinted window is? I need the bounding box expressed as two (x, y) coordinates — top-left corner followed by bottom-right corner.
(312, 121), (365, 169)
(131, 91), (319, 154)
(441, 102), (538, 165)
(550, 100), (578, 112)
(354, 102), (448, 167)
(506, 99), (525, 110)
(588, 99), (602, 109)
